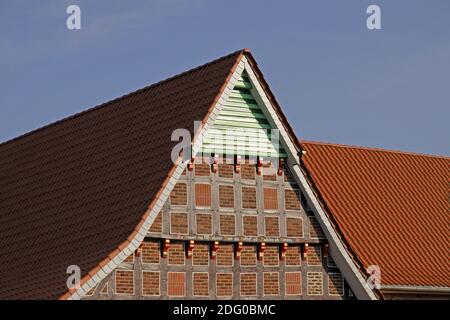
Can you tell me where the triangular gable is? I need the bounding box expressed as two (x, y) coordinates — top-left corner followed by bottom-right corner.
(67, 50), (377, 300)
(200, 71), (287, 158)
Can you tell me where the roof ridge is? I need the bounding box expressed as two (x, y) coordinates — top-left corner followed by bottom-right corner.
(300, 139), (450, 160)
(0, 48), (246, 149)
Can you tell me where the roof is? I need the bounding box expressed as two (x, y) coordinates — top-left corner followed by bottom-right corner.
(300, 141), (450, 289)
(0, 49), (245, 299)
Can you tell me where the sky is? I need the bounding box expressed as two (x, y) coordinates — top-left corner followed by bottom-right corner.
(0, 0), (449, 156)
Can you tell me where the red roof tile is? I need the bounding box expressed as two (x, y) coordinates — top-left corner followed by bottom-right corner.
(300, 141), (450, 288)
(0, 50), (244, 299)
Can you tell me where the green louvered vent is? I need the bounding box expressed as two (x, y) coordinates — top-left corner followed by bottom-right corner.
(200, 72), (287, 158)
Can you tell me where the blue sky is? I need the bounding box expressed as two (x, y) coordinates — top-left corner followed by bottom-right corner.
(1, 0), (449, 155)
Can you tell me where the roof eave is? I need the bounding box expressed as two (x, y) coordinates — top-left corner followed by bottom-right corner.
(381, 285), (450, 295)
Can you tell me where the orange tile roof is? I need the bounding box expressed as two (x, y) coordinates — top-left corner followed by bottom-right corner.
(300, 141), (450, 288)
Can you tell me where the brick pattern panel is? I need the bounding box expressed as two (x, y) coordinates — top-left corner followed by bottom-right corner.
(241, 162), (255, 180)
(216, 273), (233, 297)
(262, 165), (277, 181)
(284, 189), (301, 210)
(168, 272), (185, 297)
(193, 243), (209, 266)
(243, 215), (258, 236)
(170, 212), (188, 235)
(142, 240), (160, 264)
(240, 273), (257, 296)
(263, 272), (279, 296)
(264, 216), (279, 237)
(240, 244), (257, 266)
(217, 243), (233, 266)
(219, 215), (236, 236)
(196, 214), (212, 235)
(168, 242), (185, 265)
(242, 187), (257, 209)
(195, 183), (211, 207)
(218, 164), (234, 178)
(328, 273), (344, 296)
(263, 245), (279, 266)
(195, 163), (210, 176)
(309, 216), (325, 238)
(307, 245), (322, 266)
(263, 188), (278, 210)
(142, 271), (160, 296)
(115, 270), (134, 295)
(149, 211), (162, 233)
(307, 272), (323, 295)
(193, 273), (209, 297)
(123, 252), (134, 264)
(170, 183), (187, 205)
(219, 185), (234, 208)
(285, 272), (301, 295)
(285, 246), (301, 266)
(286, 217), (303, 237)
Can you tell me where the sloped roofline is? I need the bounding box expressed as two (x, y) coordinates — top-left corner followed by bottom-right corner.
(59, 49), (246, 300)
(300, 140), (450, 160)
(61, 49), (378, 300)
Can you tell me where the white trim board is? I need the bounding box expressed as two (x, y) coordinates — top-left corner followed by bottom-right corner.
(241, 56), (377, 300)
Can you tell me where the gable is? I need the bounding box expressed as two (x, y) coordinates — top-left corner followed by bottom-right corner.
(66, 51), (378, 300)
(200, 72), (287, 158)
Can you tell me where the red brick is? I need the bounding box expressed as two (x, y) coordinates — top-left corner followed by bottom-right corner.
(115, 270), (134, 295)
(286, 217), (303, 237)
(168, 242), (185, 265)
(285, 245), (301, 266)
(219, 215), (235, 236)
(142, 271), (160, 296)
(285, 272), (301, 295)
(170, 183), (187, 205)
(284, 189), (301, 210)
(170, 212), (188, 235)
(168, 272), (185, 297)
(195, 162), (210, 176)
(196, 214), (212, 235)
(328, 273), (344, 296)
(217, 243), (233, 266)
(242, 187), (256, 209)
(193, 243), (209, 266)
(195, 183), (211, 207)
(263, 188), (278, 210)
(307, 272), (323, 295)
(142, 240), (160, 264)
(216, 273), (233, 297)
(149, 211), (162, 233)
(193, 273), (209, 296)
(264, 216), (279, 237)
(240, 244), (257, 266)
(263, 245), (279, 266)
(263, 272), (279, 296)
(219, 185), (234, 208)
(218, 163), (234, 178)
(243, 215), (258, 236)
(240, 273), (257, 296)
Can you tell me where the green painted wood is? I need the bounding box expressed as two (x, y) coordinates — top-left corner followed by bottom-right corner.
(199, 73), (287, 158)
